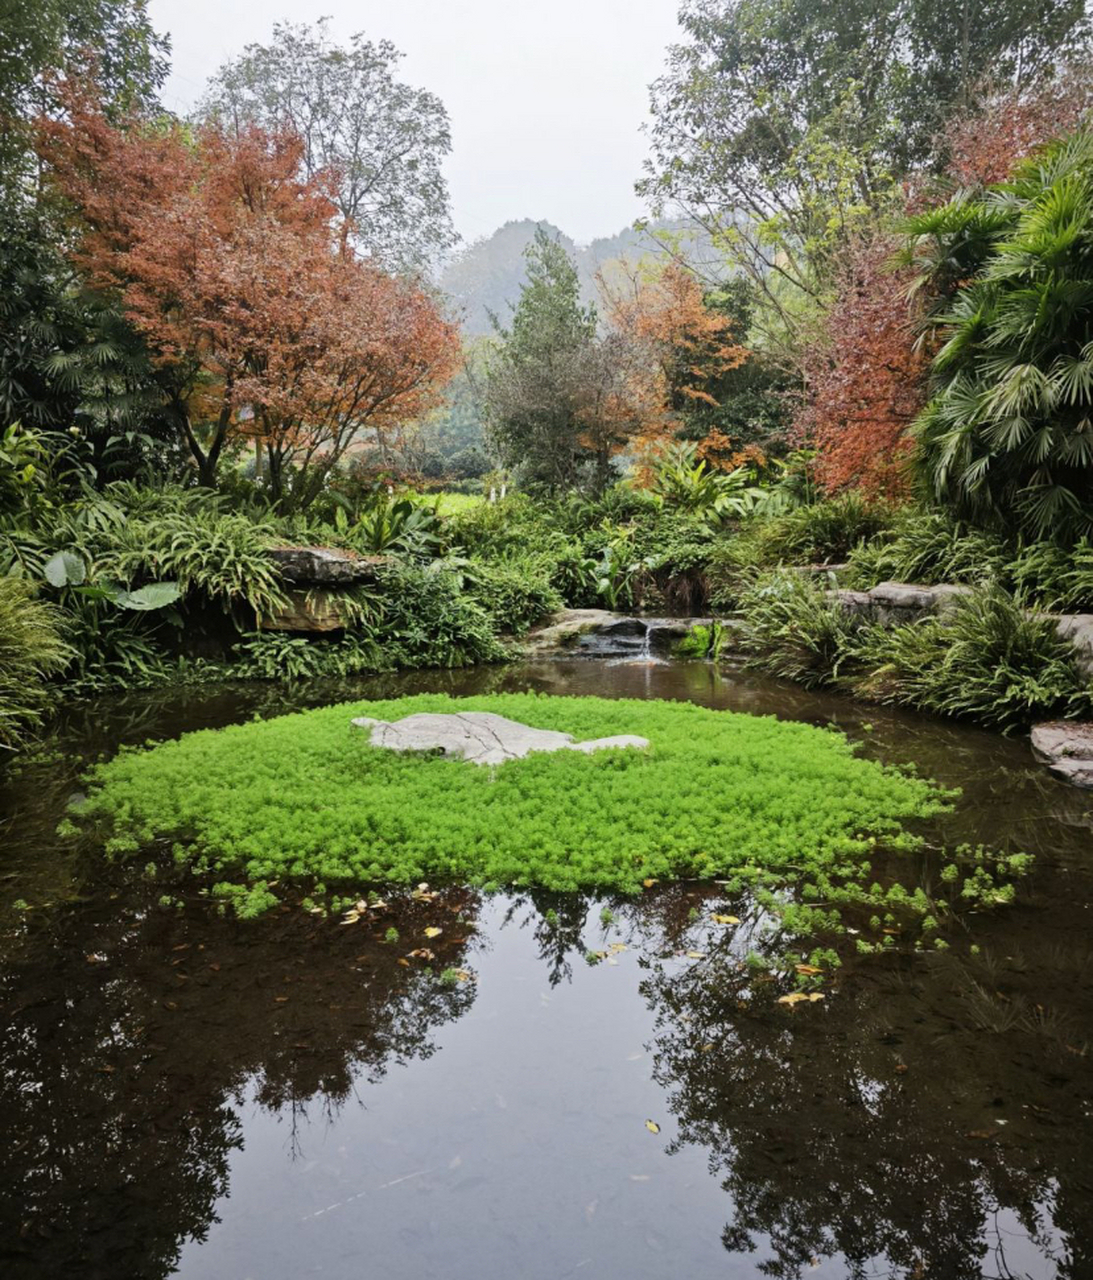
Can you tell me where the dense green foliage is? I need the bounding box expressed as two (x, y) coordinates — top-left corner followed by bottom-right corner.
(904, 132), (1093, 539)
(642, 0), (1090, 354)
(0, 579), (71, 750)
(708, 493), (893, 608)
(849, 587), (1092, 729)
(739, 571), (1093, 730)
(82, 692), (1005, 938)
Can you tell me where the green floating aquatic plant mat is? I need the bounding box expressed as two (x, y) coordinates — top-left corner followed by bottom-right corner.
(81, 693), (955, 903)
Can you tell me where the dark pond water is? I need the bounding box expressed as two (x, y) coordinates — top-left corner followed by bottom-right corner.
(2, 659), (1092, 1280)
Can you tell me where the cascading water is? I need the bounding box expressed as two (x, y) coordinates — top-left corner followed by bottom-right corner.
(570, 617), (688, 664)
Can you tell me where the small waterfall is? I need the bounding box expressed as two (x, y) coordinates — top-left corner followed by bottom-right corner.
(573, 618), (665, 664)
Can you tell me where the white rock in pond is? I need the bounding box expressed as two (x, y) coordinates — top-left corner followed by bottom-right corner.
(350, 711), (649, 766)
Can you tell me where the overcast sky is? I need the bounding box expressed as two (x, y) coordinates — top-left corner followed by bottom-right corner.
(148, 0), (682, 248)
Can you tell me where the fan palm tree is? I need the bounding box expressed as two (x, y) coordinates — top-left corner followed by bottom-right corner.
(899, 130), (1093, 540)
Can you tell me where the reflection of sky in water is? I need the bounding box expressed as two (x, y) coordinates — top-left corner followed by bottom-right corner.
(2, 661), (1092, 1280)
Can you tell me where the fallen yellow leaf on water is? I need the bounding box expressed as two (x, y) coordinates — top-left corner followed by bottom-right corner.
(424, 927), (443, 939)
(642, 879), (658, 888)
(778, 991), (825, 1006)
(711, 914), (740, 925)
(685, 951), (706, 960)
(795, 964), (822, 975)
(645, 1120), (660, 1134)
(608, 942), (628, 953)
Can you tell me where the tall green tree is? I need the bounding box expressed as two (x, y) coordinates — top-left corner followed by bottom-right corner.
(484, 228), (599, 492)
(0, 0), (171, 474)
(202, 19), (455, 271)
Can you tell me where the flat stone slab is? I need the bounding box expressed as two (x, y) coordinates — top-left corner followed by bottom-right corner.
(829, 581), (975, 621)
(351, 711), (649, 766)
(523, 609), (630, 654)
(1031, 721), (1093, 762)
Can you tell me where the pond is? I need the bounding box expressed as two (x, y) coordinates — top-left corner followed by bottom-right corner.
(2, 659), (1092, 1280)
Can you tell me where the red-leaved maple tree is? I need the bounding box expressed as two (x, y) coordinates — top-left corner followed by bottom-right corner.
(943, 64), (1093, 188)
(795, 233), (926, 499)
(39, 82), (459, 507)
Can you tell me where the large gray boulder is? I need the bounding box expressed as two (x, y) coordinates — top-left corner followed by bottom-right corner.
(1031, 721), (1093, 789)
(1053, 615), (1093, 679)
(351, 711), (649, 766)
(828, 581), (974, 624)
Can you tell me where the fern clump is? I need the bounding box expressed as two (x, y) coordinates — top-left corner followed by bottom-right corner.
(0, 578), (71, 752)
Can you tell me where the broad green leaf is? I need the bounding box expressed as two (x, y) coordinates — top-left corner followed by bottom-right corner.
(43, 550), (86, 588)
(111, 581), (182, 611)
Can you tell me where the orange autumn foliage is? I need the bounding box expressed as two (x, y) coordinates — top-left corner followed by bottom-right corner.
(604, 262), (749, 479)
(797, 233), (926, 500)
(38, 81), (459, 506)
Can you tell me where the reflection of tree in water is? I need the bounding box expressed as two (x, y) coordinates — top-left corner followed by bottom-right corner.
(499, 890), (598, 987)
(0, 881), (481, 1280)
(496, 884), (1093, 1279)
(499, 884), (721, 987)
(637, 922), (1093, 1280)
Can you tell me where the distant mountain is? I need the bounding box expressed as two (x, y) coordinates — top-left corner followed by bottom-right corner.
(438, 218), (721, 335)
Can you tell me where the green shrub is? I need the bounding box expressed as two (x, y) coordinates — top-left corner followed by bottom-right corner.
(752, 494), (893, 563)
(450, 493), (553, 558)
(739, 570), (1091, 730)
(846, 585), (1092, 731)
(462, 555), (561, 634)
(374, 563), (507, 668)
(844, 509), (1008, 589)
(737, 570), (863, 688)
(232, 631), (390, 681)
(1010, 538), (1093, 612)
(0, 579), (71, 751)
(102, 507), (287, 618)
(708, 495), (893, 609)
(646, 442), (761, 517)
